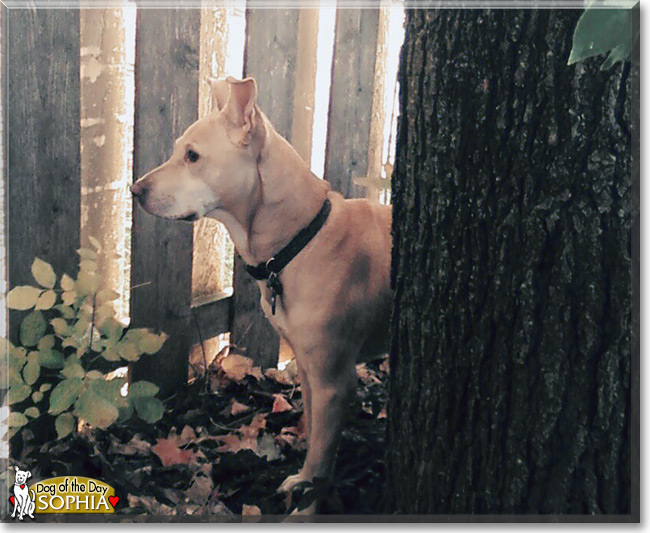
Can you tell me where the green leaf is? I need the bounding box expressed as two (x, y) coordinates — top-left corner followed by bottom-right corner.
(125, 328), (167, 355)
(8, 412), (28, 428)
(85, 370), (102, 380)
(101, 347), (121, 362)
(60, 273), (75, 291)
(100, 317), (124, 342)
(38, 349), (64, 369)
(54, 304), (75, 320)
(6, 286), (41, 310)
(62, 361), (85, 380)
(22, 358), (40, 385)
(140, 331), (167, 355)
(24, 406), (40, 418)
(40, 383), (52, 392)
(117, 340), (139, 361)
(32, 391), (44, 403)
(31, 258), (57, 289)
(88, 236), (102, 252)
(97, 288), (120, 303)
(38, 335), (55, 351)
(55, 413), (75, 439)
(8, 382), (31, 404)
(50, 318), (71, 337)
(75, 389), (118, 429)
(35, 289), (57, 311)
(61, 291), (76, 306)
(118, 402), (134, 421)
(8, 345), (27, 370)
(49, 378), (84, 415)
(568, 8), (635, 67)
(601, 40), (633, 70)
(128, 380), (159, 398)
(20, 311), (47, 347)
(132, 396), (164, 423)
(76, 271), (101, 297)
(76, 248), (98, 261)
(79, 259), (98, 273)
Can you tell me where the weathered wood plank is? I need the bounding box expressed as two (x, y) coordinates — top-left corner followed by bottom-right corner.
(230, 7), (301, 368)
(80, 8), (133, 322)
(6, 8), (81, 344)
(190, 292), (233, 345)
(324, 8), (380, 199)
(129, 8), (199, 395)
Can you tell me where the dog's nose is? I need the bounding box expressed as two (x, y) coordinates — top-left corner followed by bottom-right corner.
(131, 180), (146, 197)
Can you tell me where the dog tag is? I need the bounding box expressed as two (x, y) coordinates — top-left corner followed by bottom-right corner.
(267, 272), (283, 315)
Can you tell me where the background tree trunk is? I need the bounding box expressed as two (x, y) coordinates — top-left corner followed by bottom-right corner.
(387, 9), (633, 514)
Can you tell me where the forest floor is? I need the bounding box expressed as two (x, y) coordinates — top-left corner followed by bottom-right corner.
(12, 350), (389, 518)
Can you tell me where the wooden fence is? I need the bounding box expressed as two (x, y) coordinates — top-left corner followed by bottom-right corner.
(3, 4), (397, 395)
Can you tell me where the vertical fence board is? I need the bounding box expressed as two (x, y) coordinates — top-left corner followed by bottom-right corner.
(324, 8), (380, 199)
(230, 7), (300, 368)
(129, 8), (199, 395)
(6, 8), (81, 343)
(80, 8), (133, 323)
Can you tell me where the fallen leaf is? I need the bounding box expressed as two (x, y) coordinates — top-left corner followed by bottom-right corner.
(257, 433), (282, 461)
(179, 425), (197, 444)
(361, 401), (374, 416)
(265, 359), (299, 385)
(152, 437), (198, 466)
(377, 407), (387, 419)
(230, 400), (251, 416)
(187, 474), (213, 504)
(242, 504), (261, 516)
(220, 353), (264, 382)
(108, 434), (151, 456)
(127, 494), (175, 515)
(216, 414), (280, 460)
(356, 363), (382, 385)
(271, 393), (293, 413)
(379, 356), (390, 374)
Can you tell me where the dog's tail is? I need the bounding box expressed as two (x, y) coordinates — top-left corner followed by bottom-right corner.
(29, 489), (35, 501)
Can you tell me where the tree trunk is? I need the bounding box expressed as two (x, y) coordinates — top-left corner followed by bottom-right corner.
(387, 9), (633, 515)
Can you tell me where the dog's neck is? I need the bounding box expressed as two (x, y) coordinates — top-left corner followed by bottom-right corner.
(209, 123), (330, 266)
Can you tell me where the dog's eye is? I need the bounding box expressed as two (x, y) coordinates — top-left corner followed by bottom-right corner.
(186, 149), (200, 163)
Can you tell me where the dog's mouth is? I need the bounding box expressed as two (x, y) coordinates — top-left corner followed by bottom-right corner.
(176, 212), (199, 222)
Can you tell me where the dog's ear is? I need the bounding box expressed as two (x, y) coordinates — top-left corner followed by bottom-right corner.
(209, 77), (230, 112)
(26, 472), (31, 478)
(14, 466), (19, 472)
(223, 77), (258, 143)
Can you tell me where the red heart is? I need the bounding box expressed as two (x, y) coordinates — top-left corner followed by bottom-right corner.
(108, 495), (119, 508)
(9, 496), (14, 506)
(20, 485), (25, 489)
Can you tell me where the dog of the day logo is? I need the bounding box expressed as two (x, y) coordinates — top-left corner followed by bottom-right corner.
(9, 469), (119, 518)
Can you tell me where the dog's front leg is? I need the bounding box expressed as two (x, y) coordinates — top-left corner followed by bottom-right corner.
(279, 350), (356, 512)
(295, 360), (312, 440)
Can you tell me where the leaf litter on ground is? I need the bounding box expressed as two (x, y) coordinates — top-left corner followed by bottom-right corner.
(10, 347), (389, 516)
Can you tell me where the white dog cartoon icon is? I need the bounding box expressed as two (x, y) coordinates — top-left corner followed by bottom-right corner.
(11, 466), (35, 520)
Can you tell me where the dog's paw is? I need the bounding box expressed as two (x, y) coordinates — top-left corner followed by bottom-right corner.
(278, 472), (309, 494)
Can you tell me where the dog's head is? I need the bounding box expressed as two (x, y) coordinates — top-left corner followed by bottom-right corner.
(131, 77), (265, 221)
(14, 467), (31, 484)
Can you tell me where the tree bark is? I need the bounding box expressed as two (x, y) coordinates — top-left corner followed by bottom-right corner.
(387, 9), (633, 515)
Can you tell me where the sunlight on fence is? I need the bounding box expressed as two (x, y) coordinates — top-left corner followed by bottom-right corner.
(3, 2), (406, 379)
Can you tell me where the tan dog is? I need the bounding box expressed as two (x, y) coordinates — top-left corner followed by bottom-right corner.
(131, 77), (392, 511)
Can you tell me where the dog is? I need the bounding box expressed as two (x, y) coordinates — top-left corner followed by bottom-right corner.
(11, 467), (35, 520)
(131, 76), (392, 512)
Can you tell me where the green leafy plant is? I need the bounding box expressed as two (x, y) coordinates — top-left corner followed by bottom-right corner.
(4, 237), (167, 441)
(569, 3), (639, 70)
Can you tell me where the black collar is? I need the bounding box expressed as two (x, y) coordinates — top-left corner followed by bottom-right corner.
(245, 197), (332, 281)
